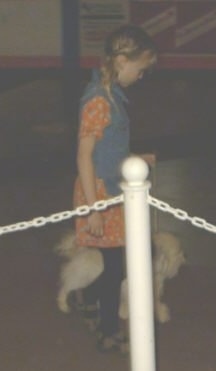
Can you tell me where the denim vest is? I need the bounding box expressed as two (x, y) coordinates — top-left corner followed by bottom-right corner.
(80, 70), (130, 196)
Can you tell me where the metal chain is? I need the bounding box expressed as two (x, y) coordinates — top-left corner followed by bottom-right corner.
(0, 195), (123, 236)
(0, 192), (215, 236)
(147, 193), (216, 234)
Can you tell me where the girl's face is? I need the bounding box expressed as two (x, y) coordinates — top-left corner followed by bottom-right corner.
(116, 50), (156, 88)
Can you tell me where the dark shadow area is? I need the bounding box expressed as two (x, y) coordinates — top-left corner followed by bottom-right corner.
(0, 67), (215, 371)
(0, 68), (215, 174)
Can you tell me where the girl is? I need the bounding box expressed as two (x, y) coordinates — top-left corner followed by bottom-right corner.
(73, 24), (157, 352)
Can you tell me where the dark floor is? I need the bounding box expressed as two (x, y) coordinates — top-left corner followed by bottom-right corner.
(0, 71), (215, 371)
(0, 155), (215, 371)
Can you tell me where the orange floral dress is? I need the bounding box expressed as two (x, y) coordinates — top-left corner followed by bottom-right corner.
(73, 96), (125, 248)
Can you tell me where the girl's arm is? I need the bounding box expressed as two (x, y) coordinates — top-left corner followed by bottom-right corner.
(77, 135), (104, 237)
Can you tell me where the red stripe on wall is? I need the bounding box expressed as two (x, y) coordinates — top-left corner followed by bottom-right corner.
(81, 55), (216, 69)
(1, 55), (216, 69)
(158, 55), (216, 69)
(0, 56), (62, 68)
(80, 57), (100, 69)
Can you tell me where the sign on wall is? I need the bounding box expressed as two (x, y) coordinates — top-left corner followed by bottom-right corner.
(80, 0), (129, 67)
(80, 0), (216, 69)
(130, 1), (216, 68)
(0, 0), (215, 69)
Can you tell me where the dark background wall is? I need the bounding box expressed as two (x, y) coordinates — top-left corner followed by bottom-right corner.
(0, 68), (215, 171)
(0, 0), (215, 173)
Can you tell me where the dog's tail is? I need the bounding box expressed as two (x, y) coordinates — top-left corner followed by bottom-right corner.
(54, 229), (78, 258)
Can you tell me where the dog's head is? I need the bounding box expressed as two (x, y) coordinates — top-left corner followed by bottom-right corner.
(153, 232), (186, 278)
(166, 249), (185, 278)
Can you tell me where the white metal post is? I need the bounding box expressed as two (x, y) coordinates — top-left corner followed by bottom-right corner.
(121, 156), (156, 371)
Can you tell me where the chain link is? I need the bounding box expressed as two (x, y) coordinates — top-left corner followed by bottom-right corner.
(147, 193), (216, 234)
(0, 195), (124, 236)
(0, 192), (215, 236)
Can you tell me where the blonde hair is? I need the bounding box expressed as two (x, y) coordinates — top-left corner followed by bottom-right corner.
(100, 24), (157, 98)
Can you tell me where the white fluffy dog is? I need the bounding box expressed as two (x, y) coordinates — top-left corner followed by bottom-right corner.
(56, 230), (185, 323)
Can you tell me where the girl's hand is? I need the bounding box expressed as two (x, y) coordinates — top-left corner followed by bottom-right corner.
(140, 153), (156, 167)
(87, 211), (104, 237)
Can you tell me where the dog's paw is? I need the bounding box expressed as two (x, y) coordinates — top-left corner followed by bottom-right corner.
(118, 279), (129, 320)
(57, 296), (70, 313)
(118, 302), (129, 320)
(156, 303), (170, 323)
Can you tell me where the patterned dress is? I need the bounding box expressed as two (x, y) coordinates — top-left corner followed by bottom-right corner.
(73, 96), (125, 248)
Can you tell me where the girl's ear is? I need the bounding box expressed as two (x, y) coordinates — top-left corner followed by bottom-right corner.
(115, 54), (128, 70)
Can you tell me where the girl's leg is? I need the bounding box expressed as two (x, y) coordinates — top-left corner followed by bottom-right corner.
(82, 270), (102, 331)
(99, 247), (124, 337)
(82, 246), (125, 349)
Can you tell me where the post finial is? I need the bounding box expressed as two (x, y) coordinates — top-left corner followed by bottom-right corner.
(122, 156), (149, 185)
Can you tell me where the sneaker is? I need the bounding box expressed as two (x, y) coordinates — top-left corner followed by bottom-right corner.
(97, 331), (129, 354)
(97, 335), (119, 353)
(114, 331), (129, 355)
(70, 292), (85, 314)
(83, 304), (100, 332)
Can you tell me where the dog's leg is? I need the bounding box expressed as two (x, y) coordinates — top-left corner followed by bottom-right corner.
(118, 279), (129, 320)
(57, 261), (86, 313)
(57, 285), (72, 313)
(57, 247), (104, 313)
(75, 289), (85, 309)
(57, 282), (86, 313)
(154, 274), (170, 323)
